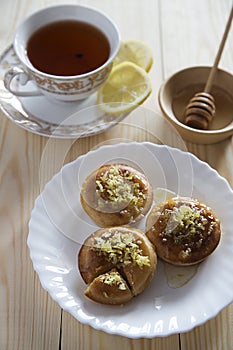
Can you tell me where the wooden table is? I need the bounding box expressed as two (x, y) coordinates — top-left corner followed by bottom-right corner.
(1, 0), (233, 349)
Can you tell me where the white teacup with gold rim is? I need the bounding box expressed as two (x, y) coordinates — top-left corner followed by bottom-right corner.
(4, 5), (120, 102)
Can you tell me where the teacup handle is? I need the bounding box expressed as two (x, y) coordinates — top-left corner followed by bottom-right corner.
(4, 66), (42, 97)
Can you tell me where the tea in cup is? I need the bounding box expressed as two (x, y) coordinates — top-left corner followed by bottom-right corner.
(4, 5), (120, 101)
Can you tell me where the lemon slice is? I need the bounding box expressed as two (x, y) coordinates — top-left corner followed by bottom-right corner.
(97, 62), (152, 114)
(114, 39), (153, 72)
(97, 61), (152, 114)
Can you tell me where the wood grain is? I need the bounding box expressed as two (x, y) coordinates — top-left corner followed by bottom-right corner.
(0, 0), (232, 349)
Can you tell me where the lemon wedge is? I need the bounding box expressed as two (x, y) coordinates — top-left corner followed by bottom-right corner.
(97, 61), (152, 114)
(114, 39), (153, 72)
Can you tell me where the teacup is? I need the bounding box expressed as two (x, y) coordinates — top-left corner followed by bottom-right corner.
(4, 5), (120, 101)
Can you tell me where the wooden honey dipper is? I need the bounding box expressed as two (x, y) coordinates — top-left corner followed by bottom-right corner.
(184, 6), (233, 130)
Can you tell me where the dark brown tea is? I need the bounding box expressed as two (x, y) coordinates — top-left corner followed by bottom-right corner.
(27, 20), (110, 76)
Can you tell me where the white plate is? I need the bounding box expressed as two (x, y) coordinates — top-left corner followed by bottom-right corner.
(27, 142), (233, 338)
(0, 46), (127, 138)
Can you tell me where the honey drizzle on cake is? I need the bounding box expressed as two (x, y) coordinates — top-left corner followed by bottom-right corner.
(156, 197), (218, 257)
(146, 196), (221, 266)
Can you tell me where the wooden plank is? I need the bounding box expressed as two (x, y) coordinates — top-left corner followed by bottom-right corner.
(0, 121), (61, 350)
(180, 308), (233, 350)
(61, 311), (180, 350)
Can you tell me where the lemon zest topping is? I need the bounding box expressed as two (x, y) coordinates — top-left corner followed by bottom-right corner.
(96, 165), (146, 215)
(180, 247), (192, 259)
(99, 271), (127, 290)
(161, 203), (215, 245)
(92, 230), (150, 268)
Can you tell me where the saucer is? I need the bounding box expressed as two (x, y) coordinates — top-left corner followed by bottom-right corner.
(0, 45), (127, 138)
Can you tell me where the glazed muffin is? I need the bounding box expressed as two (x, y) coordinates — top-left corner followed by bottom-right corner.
(146, 196), (221, 266)
(78, 226), (157, 305)
(80, 163), (153, 227)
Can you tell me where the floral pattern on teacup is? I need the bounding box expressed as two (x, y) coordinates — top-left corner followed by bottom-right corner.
(32, 64), (112, 95)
